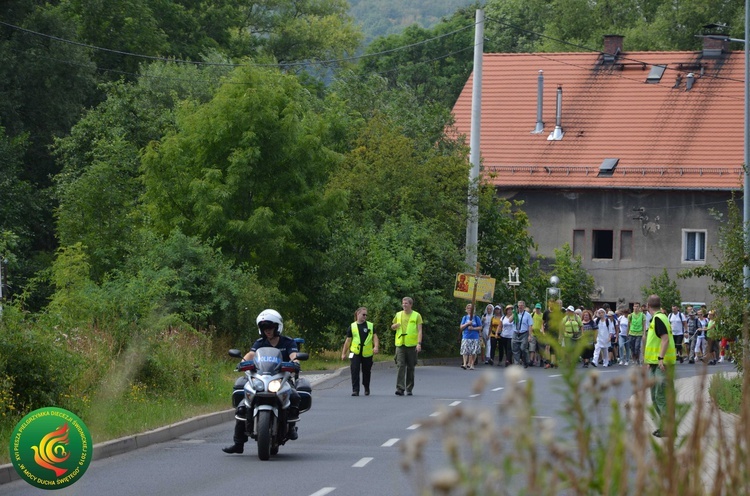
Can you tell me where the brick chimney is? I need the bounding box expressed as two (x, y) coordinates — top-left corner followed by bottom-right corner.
(603, 35), (623, 63)
(703, 36), (730, 58)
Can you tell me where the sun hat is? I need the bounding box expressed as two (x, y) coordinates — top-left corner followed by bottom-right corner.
(566, 305), (575, 312)
(535, 303), (542, 309)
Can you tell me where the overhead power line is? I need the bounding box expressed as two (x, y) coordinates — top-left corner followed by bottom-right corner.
(0, 19), (475, 69)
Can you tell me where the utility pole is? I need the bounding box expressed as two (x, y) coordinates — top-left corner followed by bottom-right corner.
(465, 9), (484, 268)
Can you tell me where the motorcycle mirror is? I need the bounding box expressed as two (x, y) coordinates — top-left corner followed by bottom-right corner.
(296, 352), (309, 361)
(228, 349), (243, 358)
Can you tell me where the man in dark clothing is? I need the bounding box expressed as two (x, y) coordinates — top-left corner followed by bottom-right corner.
(223, 309), (300, 454)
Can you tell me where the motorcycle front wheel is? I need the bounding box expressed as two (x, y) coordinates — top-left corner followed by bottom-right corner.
(257, 410), (273, 460)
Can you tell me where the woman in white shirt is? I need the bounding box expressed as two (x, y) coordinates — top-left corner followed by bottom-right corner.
(498, 305), (515, 367)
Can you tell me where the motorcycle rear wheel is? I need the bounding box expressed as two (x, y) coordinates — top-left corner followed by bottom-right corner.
(257, 411), (272, 460)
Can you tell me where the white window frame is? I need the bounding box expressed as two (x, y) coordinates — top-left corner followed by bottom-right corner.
(682, 229), (707, 264)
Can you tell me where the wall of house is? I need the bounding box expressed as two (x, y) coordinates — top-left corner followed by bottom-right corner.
(499, 188), (735, 308)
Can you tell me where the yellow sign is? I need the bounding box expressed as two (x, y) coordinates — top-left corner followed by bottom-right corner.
(453, 273), (496, 302)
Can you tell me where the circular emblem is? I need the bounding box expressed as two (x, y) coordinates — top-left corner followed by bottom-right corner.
(9, 407), (93, 490)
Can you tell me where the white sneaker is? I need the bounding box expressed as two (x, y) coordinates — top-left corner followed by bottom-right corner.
(624, 361), (629, 366)
(618, 359), (623, 365)
(718, 356), (724, 363)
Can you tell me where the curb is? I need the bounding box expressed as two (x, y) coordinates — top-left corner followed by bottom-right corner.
(0, 370), (344, 486)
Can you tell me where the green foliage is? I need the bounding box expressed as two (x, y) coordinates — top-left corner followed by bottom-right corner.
(227, 0), (362, 62)
(314, 109), (470, 354)
(641, 268), (682, 310)
(681, 199), (748, 363)
(477, 184), (538, 305)
(551, 244), (595, 308)
(0, 305), (84, 412)
(356, 6), (480, 108)
(53, 61), (231, 282)
(710, 372), (743, 415)
(140, 65), (340, 305)
(349, 0), (476, 43)
(319, 215), (463, 355)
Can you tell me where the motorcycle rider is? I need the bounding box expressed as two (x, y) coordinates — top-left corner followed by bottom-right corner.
(222, 309), (301, 454)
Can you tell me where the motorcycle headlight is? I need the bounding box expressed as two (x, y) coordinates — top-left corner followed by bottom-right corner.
(268, 379), (283, 393)
(251, 378), (264, 392)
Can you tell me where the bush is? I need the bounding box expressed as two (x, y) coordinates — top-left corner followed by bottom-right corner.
(0, 306), (84, 412)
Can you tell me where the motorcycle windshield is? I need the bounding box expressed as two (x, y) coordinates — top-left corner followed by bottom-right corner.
(253, 347), (283, 374)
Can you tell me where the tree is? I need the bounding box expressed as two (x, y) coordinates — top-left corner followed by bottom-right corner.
(316, 112), (470, 353)
(53, 61), (229, 281)
(357, 5), (483, 108)
(641, 268), (682, 310)
(551, 244), (595, 309)
(477, 184), (537, 305)
(228, 0), (362, 63)
(681, 199), (748, 365)
(140, 64), (341, 313)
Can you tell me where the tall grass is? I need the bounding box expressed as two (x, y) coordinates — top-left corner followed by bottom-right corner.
(401, 335), (749, 495)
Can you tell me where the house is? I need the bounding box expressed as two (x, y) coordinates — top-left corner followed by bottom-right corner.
(452, 35), (744, 308)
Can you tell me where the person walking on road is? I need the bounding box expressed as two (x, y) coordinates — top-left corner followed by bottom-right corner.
(499, 304), (515, 367)
(629, 302), (647, 365)
(481, 304), (494, 364)
(392, 297), (423, 396)
(460, 303), (482, 370)
(341, 307), (379, 396)
(512, 300), (534, 367)
(644, 294), (676, 438)
(488, 305), (503, 365)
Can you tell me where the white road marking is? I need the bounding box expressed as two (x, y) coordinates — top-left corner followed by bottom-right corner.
(469, 393), (481, 398)
(407, 424), (420, 430)
(309, 488), (336, 496)
(449, 401), (461, 406)
(548, 374), (562, 378)
(429, 411), (441, 417)
(353, 457), (374, 468)
(382, 438), (400, 447)
(491, 387), (504, 391)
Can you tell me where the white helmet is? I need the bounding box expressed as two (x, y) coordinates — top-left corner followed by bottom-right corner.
(256, 309), (284, 336)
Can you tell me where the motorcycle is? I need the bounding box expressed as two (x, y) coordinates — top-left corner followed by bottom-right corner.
(228, 342), (312, 460)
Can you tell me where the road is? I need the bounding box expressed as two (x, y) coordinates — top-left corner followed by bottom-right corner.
(3, 361), (731, 496)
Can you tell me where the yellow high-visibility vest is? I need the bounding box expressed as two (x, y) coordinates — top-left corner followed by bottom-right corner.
(644, 312), (676, 364)
(394, 311), (420, 347)
(350, 321), (374, 357)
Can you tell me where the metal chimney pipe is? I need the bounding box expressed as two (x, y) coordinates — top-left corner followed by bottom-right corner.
(548, 85), (564, 141)
(531, 70), (544, 134)
(686, 72), (695, 91)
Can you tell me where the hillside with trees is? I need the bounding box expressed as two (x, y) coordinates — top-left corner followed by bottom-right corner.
(348, 0), (477, 43)
(0, 0), (746, 451)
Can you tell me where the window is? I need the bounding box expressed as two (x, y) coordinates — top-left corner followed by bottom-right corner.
(573, 230), (585, 258)
(620, 230), (633, 260)
(683, 230), (706, 262)
(646, 64), (667, 83)
(592, 230), (613, 259)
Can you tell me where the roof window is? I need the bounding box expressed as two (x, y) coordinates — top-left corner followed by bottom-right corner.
(646, 65), (667, 83)
(598, 158), (619, 177)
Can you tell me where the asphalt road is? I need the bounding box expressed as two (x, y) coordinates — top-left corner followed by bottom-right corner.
(3, 360), (732, 496)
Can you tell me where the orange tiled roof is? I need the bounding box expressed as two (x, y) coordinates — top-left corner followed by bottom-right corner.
(451, 51), (745, 190)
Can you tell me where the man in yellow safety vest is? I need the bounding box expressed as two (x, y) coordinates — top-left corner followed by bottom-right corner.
(643, 294), (676, 438)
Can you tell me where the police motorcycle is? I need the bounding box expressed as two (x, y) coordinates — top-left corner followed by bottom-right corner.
(228, 339), (312, 460)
